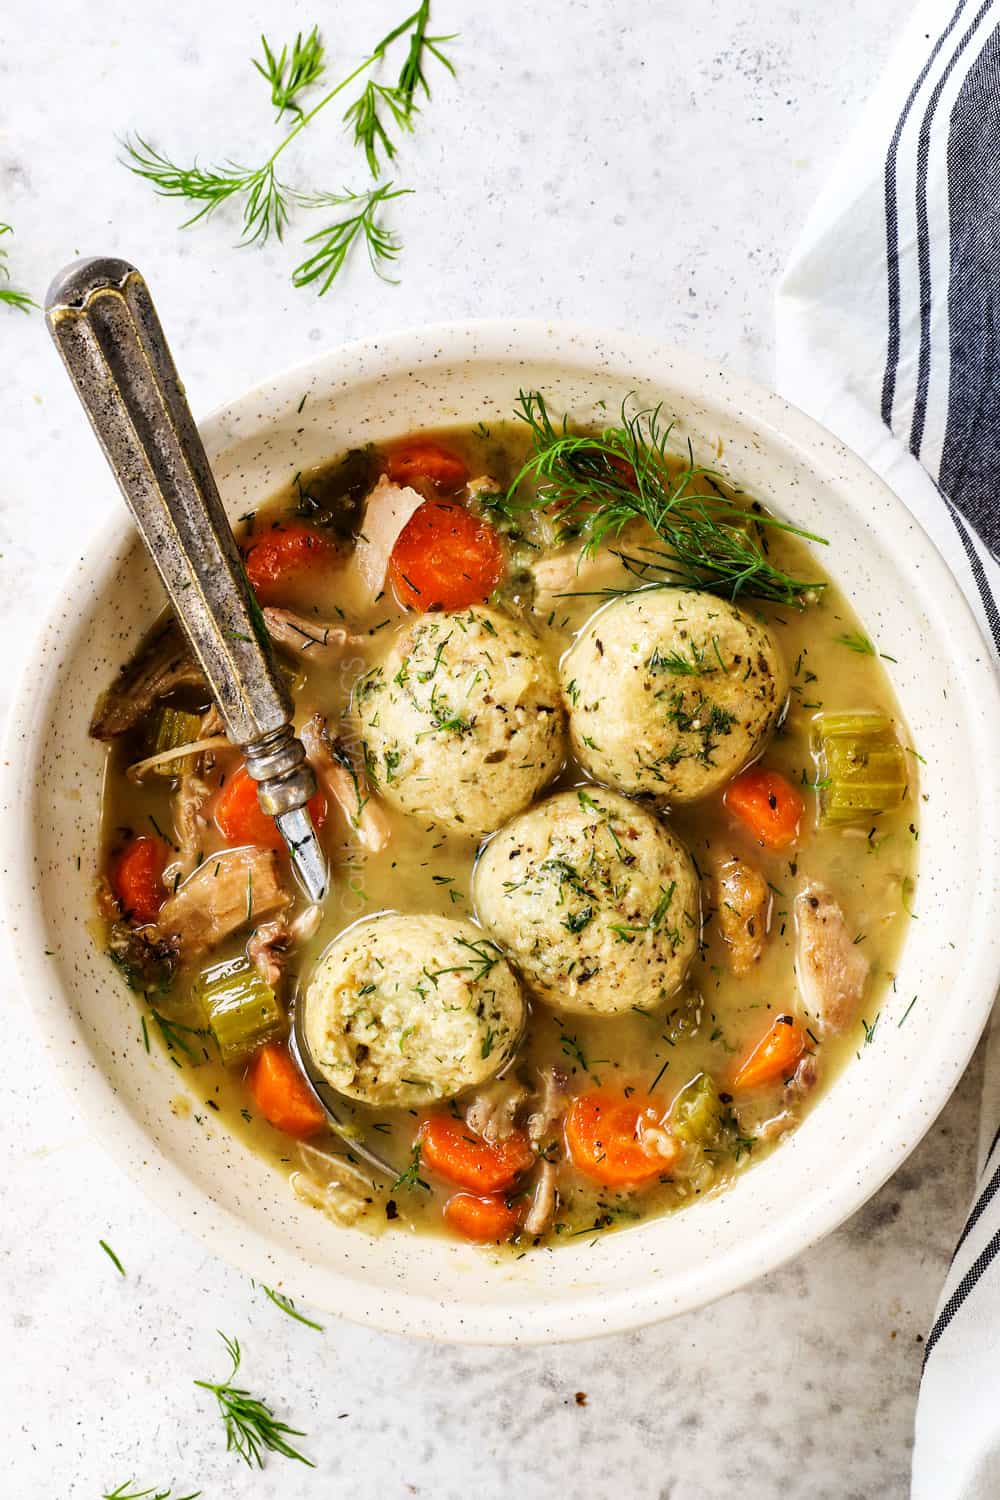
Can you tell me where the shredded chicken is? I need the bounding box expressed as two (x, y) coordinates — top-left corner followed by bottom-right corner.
(464, 1078), (529, 1143)
(247, 919), (289, 989)
(301, 712), (390, 852)
(794, 883), (870, 1034)
(90, 620), (207, 739)
(247, 905), (322, 987)
(529, 521), (651, 601)
(167, 767), (214, 882)
(523, 1160), (559, 1238)
(291, 1141), (386, 1231)
(527, 1066), (569, 1145)
(353, 476), (426, 599)
(713, 855), (770, 976)
(264, 607), (364, 660)
(157, 846), (289, 960)
(163, 708), (231, 882)
(756, 1057), (821, 1142)
(786, 1052), (819, 1099)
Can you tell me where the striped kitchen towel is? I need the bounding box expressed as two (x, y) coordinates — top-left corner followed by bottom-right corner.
(775, 2), (1000, 1495)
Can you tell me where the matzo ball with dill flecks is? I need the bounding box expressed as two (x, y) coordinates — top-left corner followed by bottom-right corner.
(353, 605), (566, 836)
(561, 589), (788, 804)
(303, 913), (527, 1108)
(473, 787), (700, 1017)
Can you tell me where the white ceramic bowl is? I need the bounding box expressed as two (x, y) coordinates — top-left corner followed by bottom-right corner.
(5, 323), (1000, 1345)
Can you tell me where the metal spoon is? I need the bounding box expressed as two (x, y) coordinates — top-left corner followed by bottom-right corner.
(44, 256), (394, 1173)
(44, 257), (327, 902)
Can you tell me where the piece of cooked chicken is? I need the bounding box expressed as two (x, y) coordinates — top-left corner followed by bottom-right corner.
(794, 883), (869, 1034)
(300, 713), (390, 852)
(157, 846), (289, 960)
(713, 855), (770, 976)
(263, 607), (364, 660)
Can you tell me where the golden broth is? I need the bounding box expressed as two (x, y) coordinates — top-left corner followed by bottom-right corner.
(99, 420), (918, 1245)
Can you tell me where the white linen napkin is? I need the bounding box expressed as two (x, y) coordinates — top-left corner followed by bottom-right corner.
(775, 2), (1000, 1494)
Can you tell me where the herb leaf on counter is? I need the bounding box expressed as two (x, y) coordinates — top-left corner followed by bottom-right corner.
(261, 1284), (325, 1332)
(292, 184), (412, 292)
(104, 1485), (201, 1500)
(254, 27), (326, 119)
(506, 391), (827, 606)
(122, 3), (456, 293)
(0, 224), (36, 312)
(194, 1332), (315, 1468)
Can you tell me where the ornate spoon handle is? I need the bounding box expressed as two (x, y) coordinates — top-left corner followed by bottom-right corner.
(45, 256), (327, 901)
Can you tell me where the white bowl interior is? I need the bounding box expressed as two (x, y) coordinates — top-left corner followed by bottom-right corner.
(6, 324), (1000, 1343)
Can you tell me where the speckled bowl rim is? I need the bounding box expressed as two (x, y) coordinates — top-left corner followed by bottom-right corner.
(5, 320), (1000, 1345)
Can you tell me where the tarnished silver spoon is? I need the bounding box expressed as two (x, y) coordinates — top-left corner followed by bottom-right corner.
(44, 257), (328, 902)
(44, 257), (396, 1173)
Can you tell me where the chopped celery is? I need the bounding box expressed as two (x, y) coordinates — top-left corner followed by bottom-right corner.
(193, 955), (286, 1066)
(813, 712), (908, 826)
(671, 1073), (724, 1146)
(146, 705), (203, 777)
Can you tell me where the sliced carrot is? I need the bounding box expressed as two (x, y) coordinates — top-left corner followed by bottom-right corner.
(443, 1191), (523, 1243)
(110, 835), (168, 925)
(724, 766), (804, 849)
(730, 1015), (806, 1091)
(214, 764), (326, 852)
(246, 1042), (326, 1138)
(388, 499), (506, 611)
(243, 523), (336, 604)
(564, 1087), (678, 1187)
(386, 442), (469, 493)
(417, 1114), (535, 1193)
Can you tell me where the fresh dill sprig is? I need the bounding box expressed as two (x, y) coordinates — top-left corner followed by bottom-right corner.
(506, 391), (827, 606)
(392, 1142), (429, 1191)
(253, 27), (326, 119)
(103, 1485), (201, 1500)
(834, 631), (875, 655)
(122, 139), (293, 245)
(261, 1284), (324, 1332)
(194, 1333), (314, 1469)
(122, 4), (457, 292)
(292, 184), (412, 293)
(344, 82), (414, 176)
(387, 1), (457, 112)
(99, 1238), (126, 1277)
(344, 2), (457, 176)
(0, 224), (36, 312)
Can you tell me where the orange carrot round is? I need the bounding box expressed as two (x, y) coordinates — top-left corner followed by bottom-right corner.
(243, 523), (336, 604)
(443, 1192), (523, 1243)
(388, 499), (505, 612)
(723, 766), (804, 849)
(417, 1114), (535, 1193)
(730, 1015), (806, 1091)
(386, 442), (469, 493)
(246, 1042), (326, 1138)
(215, 764), (326, 852)
(110, 835), (167, 925)
(564, 1088), (678, 1187)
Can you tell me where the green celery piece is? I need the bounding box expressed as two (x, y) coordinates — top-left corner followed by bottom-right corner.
(193, 955), (287, 1066)
(147, 705), (204, 776)
(671, 1072), (724, 1146)
(813, 712), (908, 826)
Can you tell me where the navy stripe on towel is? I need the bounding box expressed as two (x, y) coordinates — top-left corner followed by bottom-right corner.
(924, 1223), (1000, 1366)
(881, 0), (971, 427)
(938, 19), (1000, 557)
(908, 0), (995, 458)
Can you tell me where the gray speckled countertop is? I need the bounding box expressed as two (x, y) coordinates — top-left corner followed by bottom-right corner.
(1, 2), (978, 1496)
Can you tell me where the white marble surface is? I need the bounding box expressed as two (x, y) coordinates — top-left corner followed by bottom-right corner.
(0, 1), (977, 1495)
